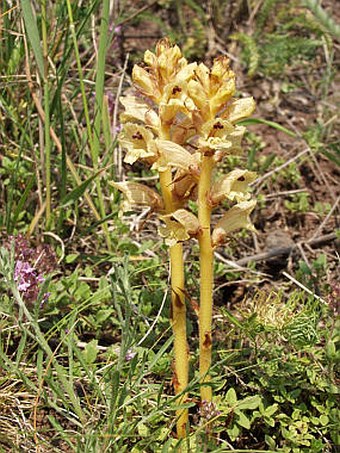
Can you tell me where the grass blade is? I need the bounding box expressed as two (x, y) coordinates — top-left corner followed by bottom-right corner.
(61, 167), (107, 207)
(20, 0), (44, 78)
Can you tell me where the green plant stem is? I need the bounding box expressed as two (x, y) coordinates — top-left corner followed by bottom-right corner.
(66, 0), (112, 250)
(158, 146), (188, 437)
(198, 153), (214, 403)
(41, 0), (52, 228)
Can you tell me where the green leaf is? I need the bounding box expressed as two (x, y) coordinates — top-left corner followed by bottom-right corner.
(265, 403), (279, 417)
(319, 414), (329, 426)
(21, 0), (44, 78)
(237, 411), (251, 429)
(96, 308), (114, 324)
(61, 168), (106, 207)
(223, 309), (243, 329)
(227, 423), (240, 441)
(8, 174), (35, 233)
(265, 434), (276, 449)
(265, 416), (276, 427)
(238, 118), (297, 137)
(83, 339), (99, 364)
(65, 253), (79, 264)
(226, 387), (237, 405)
(237, 395), (261, 410)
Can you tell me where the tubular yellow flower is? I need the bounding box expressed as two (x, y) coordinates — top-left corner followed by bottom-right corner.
(221, 97), (256, 123)
(153, 39), (187, 85)
(132, 65), (161, 102)
(119, 123), (158, 165)
(110, 181), (164, 213)
(159, 208), (200, 246)
(172, 170), (199, 204)
(132, 38), (197, 107)
(152, 140), (200, 173)
(159, 82), (196, 124)
(120, 95), (160, 130)
(210, 169), (257, 205)
(187, 74), (210, 114)
(197, 119), (246, 158)
(210, 57), (236, 116)
(211, 200), (257, 247)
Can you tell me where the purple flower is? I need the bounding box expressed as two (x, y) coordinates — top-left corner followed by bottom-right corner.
(4, 235), (57, 306)
(17, 280), (31, 292)
(14, 259), (47, 304)
(14, 260), (35, 278)
(199, 400), (221, 421)
(125, 349), (136, 361)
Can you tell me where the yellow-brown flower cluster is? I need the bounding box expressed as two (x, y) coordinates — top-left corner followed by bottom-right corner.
(115, 38), (257, 246)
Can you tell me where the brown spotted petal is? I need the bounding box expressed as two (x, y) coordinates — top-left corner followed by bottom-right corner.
(212, 126), (246, 161)
(198, 119), (245, 156)
(119, 123), (158, 165)
(159, 82), (196, 123)
(152, 140), (199, 172)
(110, 181), (164, 213)
(159, 209), (200, 246)
(210, 169), (257, 205)
(212, 200), (256, 247)
(199, 118), (233, 148)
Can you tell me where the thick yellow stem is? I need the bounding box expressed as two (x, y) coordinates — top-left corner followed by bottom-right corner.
(198, 154), (214, 403)
(159, 169), (188, 438)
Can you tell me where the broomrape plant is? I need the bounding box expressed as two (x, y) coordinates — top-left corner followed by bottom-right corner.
(113, 39), (256, 438)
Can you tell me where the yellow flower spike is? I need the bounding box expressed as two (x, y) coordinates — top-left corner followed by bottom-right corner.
(117, 38), (257, 438)
(212, 199), (257, 247)
(119, 123), (158, 165)
(155, 39), (186, 83)
(152, 140), (200, 172)
(159, 209), (200, 246)
(187, 58), (236, 120)
(222, 97), (256, 123)
(120, 95), (160, 130)
(210, 169), (257, 205)
(110, 181), (164, 213)
(136, 38), (196, 105)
